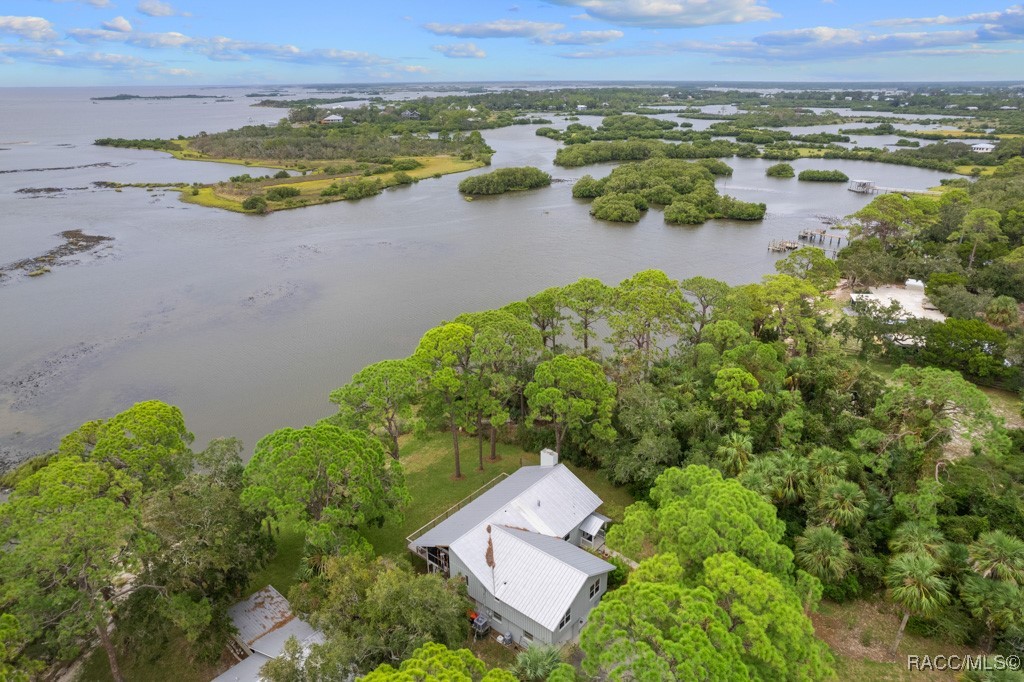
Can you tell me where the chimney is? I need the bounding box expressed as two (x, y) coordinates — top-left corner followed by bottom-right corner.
(540, 448), (559, 467)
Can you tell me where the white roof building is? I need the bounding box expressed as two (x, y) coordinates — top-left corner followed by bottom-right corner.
(972, 142), (996, 153)
(410, 451), (614, 647)
(320, 114), (345, 124)
(212, 586), (324, 682)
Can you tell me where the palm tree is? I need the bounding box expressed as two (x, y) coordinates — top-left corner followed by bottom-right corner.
(715, 432), (753, 477)
(886, 552), (951, 654)
(795, 525), (853, 585)
(960, 575), (1022, 652)
(968, 531), (1024, 585)
(807, 446), (848, 484)
(889, 522), (948, 562)
(815, 480), (867, 530)
(512, 645), (563, 682)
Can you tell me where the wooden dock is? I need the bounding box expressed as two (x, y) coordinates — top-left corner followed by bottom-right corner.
(847, 179), (939, 197)
(768, 239), (801, 253)
(798, 228), (846, 246)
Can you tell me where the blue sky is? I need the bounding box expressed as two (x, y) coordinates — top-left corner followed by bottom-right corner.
(1, 1), (1023, 85)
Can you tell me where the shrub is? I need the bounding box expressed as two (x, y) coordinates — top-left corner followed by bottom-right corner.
(458, 166), (552, 195)
(393, 172), (414, 185)
(572, 175), (605, 199)
(697, 158), (734, 176)
(391, 158), (423, 171)
(718, 195), (766, 220)
(766, 163), (795, 178)
(798, 169), (849, 182)
(241, 196), (268, 213)
(664, 201), (706, 225)
(266, 186), (301, 201)
(590, 192), (647, 223)
(273, 170), (290, 179)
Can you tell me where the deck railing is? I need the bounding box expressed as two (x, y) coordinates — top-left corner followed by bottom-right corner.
(406, 472), (510, 549)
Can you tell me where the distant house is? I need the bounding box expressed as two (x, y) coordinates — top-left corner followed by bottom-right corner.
(401, 110), (421, 120)
(212, 586), (324, 682)
(576, 104), (588, 111)
(320, 114), (345, 124)
(972, 142), (996, 153)
(409, 450), (614, 648)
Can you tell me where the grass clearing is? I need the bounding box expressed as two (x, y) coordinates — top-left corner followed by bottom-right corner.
(360, 431), (635, 558)
(813, 599), (982, 681)
(246, 523), (305, 598)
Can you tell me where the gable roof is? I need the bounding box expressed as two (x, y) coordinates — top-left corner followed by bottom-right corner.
(228, 585), (294, 647)
(465, 525), (613, 632)
(412, 463), (600, 549)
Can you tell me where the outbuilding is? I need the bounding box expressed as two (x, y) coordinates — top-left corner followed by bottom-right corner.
(972, 142), (996, 154)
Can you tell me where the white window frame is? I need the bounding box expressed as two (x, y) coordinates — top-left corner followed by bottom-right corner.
(589, 578), (601, 599)
(558, 608), (571, 630)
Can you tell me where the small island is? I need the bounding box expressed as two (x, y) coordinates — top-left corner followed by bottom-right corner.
(95, 122), (494, 213)
(798, 169), (850, 182)
(572, 158), (765, 224)
(765, 162), (795, 178)
(457, 166), (552, 195)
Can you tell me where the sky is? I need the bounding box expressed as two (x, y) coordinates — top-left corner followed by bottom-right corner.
(1, 1), (1024, 86)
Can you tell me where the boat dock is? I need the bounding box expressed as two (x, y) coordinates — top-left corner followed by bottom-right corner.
(847, 179), (940, 197)
(798, 228), (846, 246)
(768, 239), (801, 253)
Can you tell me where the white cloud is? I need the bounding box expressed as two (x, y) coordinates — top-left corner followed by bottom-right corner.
(0, 44), (160, 70)
(432, 42), (487, 58)
(424, 19), (564, 38)
(0, 16), (58, 41)
(537, 29), (623, 45)
(101, 16), (134, 32)
(49, 0), (112, 7)
(872, 7), (1018, 27)
(543, 0), (779, 28)
(137, 0), (190, 17)
(395, 64), (430, 73)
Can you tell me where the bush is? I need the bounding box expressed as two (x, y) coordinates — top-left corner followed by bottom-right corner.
(664, 201), (706, 225)
(273, 170), (290, 179)
(266, 186), (301, 201)
(458, 166), (552, 195)
(572, 175), (605, 199)
(392, 172), (414, 185)
(590, 192), (647, 223)
(798, 169), (850, 182)
(391, 158), (423, 171)
(697, 158), (734, 176)
(718, 196), (767, 220)
(766, 163), (795, 178)
(241, 196), (268, 213)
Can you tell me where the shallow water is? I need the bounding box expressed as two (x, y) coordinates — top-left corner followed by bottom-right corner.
(0, 87), (957, 464)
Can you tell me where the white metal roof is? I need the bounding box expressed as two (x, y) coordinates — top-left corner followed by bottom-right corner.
(413, 464), (599, 549)
(468, 525), (613, 632)
(580, 512), (611, 537)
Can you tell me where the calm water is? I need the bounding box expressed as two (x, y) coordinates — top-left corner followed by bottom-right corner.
(0, 87), (957, 464)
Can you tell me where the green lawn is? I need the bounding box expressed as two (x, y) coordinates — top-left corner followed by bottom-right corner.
(360, 431), (635, 557)
(246, 522), (306, 598)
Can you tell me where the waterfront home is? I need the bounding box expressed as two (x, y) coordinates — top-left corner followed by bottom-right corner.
(320, 114), (345, 124)
(972, 142), (996, 153)
(409, 449), (614, 647)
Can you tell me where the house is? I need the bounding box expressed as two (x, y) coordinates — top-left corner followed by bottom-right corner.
(972, 142), (996, 153)
(401, 110), (421, 120)
(212, 586), (324, 682)
(320, 114), (345, 124)
(576, 104), (588, 111)
(409, 449), (615, 648)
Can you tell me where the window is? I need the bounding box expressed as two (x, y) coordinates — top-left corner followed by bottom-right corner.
(589, 579), (601, 599)
(557, 609), (571, 630)
(491, 611), (502, 623)
(563, 532), (571, 541)
(523, 631), (534, 643)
